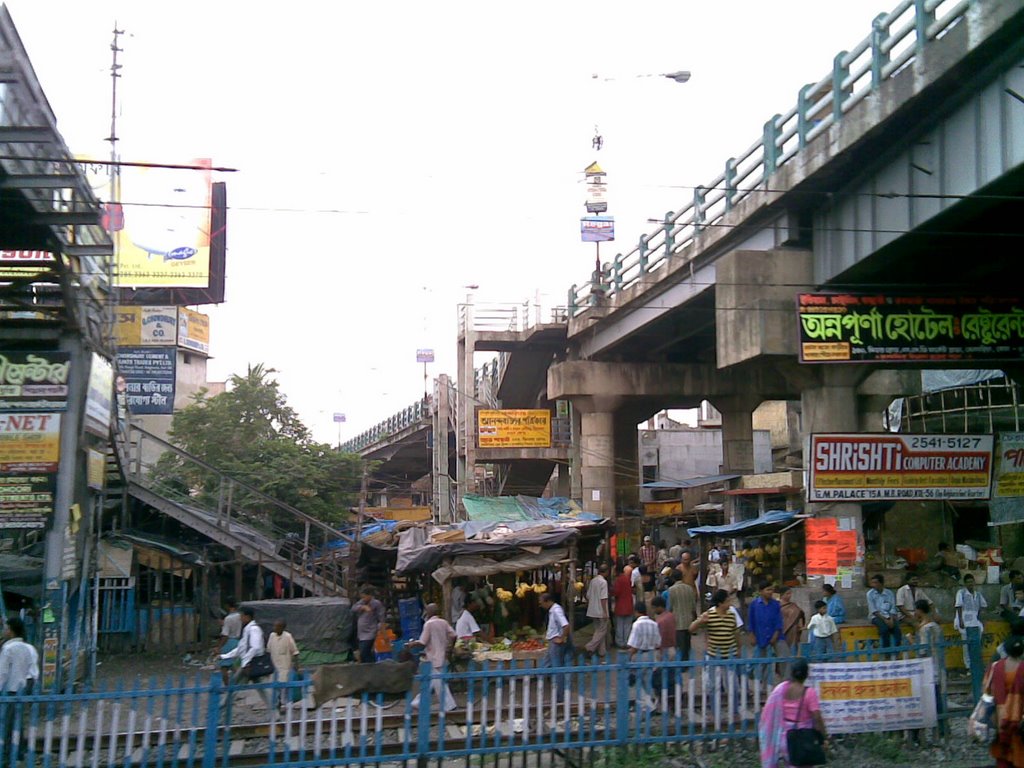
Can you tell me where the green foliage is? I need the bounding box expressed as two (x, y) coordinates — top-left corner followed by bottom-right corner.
(152, 364), (362, 530)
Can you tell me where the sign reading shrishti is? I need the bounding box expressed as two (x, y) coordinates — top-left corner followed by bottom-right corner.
(477, 409), (551, 448)
(809, 434), (994, 502)
(797, 293), (1024, 363)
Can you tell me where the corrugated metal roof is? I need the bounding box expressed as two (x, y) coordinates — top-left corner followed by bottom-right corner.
(642, 474), (740, 489)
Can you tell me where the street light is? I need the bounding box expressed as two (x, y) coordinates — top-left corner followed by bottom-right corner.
(662, 70), (691, 84)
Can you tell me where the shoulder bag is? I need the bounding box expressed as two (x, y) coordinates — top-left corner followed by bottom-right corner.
(246, 651), (275, 679)
(786, 688), (827, 766)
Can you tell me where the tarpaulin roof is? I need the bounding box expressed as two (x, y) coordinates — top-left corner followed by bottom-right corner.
(642, 474), (740, 489)
(688, 510), (801, 537)
(461, 494), (600, 523)
(239, 596), (353, 655)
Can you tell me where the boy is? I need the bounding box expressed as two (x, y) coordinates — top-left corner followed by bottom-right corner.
(806, 600), (840, 658)
(914, 599), (946, 737)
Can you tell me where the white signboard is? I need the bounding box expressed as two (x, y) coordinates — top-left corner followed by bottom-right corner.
(811, 658), (936, 734)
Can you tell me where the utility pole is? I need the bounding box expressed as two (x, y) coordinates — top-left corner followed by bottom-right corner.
(348, 463), (368, 594)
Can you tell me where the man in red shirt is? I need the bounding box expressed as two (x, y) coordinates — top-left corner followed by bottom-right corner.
(639, 536), (657, 570)
(651, 596), (676, 661)
(612, 565), (634, 649)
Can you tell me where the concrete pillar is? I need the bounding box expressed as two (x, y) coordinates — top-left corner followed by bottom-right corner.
(613, 411), (641, 513)
(715, 395), (760, 474)
(569, 404), (583, 500)
(581, 411), (617, 520)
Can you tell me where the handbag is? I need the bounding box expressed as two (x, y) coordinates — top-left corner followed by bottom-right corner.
(786, 689), (827, 766)
(246, 652), (275, 679)
(969, 665), (998, 743)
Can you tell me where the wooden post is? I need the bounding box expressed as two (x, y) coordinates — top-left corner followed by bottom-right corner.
(234, 548), (243, 603)
(200, 564), (209, 651)
(441, 558), (454, 623)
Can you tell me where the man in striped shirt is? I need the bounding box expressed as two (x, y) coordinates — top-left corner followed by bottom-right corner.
(690, 590), (741, 720)
(627, 601), (661, 711)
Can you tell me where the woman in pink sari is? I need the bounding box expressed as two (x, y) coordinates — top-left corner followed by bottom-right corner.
(758, 659), (828, 767)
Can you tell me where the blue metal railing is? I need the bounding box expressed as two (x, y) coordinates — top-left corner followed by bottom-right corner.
(568, 0), (973, 316)
(0, 641), (960, 767)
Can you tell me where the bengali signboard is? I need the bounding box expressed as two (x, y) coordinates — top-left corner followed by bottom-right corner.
(809, 434), (994, 502)
(797, 293), (1024, 364)
(0, 351), (71, 412)
(811, 658), (936, 734)
(0, 412), (61, 529)
(991, 432), (1024, 525)
(84, 354), (114, 438)
(177, 307), (210, 354)
(116, 347), (176, 415)
(804, 517), (858, 576)
(581, 216), (615, 242)
(478, 409), (551, 448)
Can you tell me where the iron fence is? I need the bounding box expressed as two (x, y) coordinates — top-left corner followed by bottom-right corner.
(0, 641), (959, 768)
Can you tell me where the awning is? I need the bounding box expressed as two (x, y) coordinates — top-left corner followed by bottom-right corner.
(721, 486), (801, 496)
(642, 474), (740, 489)
(688, 510), (803, 537)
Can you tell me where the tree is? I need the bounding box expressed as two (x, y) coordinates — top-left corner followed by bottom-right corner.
(152, 364), (362, 531)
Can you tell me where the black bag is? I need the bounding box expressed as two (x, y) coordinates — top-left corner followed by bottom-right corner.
(246, 652), (275, 679)
(786, 689), (827, 766)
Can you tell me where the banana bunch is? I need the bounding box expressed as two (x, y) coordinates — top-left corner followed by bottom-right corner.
(532, 583), (546, 594)
(515, 582), (532, 599)
(575, 581), (585, 592)
(496, 588), (514, 602)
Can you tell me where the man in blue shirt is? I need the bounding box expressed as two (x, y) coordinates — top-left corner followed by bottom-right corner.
(746, 580), (782, 685)
(867, 574), (900, 649)
(823, 583), (846, 624)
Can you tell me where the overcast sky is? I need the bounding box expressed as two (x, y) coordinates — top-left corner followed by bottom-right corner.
(7, 0), (883, 443)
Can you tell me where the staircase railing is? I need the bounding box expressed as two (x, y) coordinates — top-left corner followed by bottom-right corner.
(117, 422), (353, 596)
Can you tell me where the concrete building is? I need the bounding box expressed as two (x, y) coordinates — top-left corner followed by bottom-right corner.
(638, 424), (772, 490)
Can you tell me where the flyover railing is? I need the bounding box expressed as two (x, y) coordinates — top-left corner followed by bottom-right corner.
(339, 398), (432, 454)
(569, 0), (973, 315)
(459, 300), (569, 335)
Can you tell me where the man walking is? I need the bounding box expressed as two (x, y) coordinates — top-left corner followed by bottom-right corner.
(218, 599), (242, 685)
(612, 563), (634, 649)
(408, 604), (457, 712)
(267, 620), (300, 708)
(627, 601), (660, 711)
(540, 593), (571, 702)
(746, 580), (782, 684)
(219, 607), (272, 712)
(584, 565), (610, 659)
(867, 574), (900, 649)
(667, 571), (697, 661)
(0, 617), (39, 761)
(354, 586), (385, 663)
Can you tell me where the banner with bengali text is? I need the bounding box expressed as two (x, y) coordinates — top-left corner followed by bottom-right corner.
(0, 412), (61, 529)
(0, 351), (70, 412)
(811, 658), (936, 734)
(116, 347), (176, 415)
(478, 409), (551, 448)
(797, 293), (1024, 364)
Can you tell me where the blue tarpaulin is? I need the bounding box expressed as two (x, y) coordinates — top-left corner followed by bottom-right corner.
(688, 510), (800, 537)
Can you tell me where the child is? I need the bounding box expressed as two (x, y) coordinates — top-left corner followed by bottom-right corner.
(806, 600), (840, 658)
(1013, 587), (1024, 616)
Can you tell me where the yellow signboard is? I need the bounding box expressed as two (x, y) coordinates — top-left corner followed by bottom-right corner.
(177, 307), (210, 354)
(477, 409), (551, 448)
(114, 306), (178, 346)
(0, 412), (61, 468)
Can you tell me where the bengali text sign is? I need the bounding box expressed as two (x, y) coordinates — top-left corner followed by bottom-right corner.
(797, 293), (1024, 364)
(0, 412), (61, 529)
(809, 433), (993, 502)
(0, 351), (70, 411)
(811, 658), (936, 734)
(478, 409), (551, 448)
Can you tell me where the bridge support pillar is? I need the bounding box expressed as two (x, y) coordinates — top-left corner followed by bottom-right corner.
(580, 410), (618, 520)
(713, 395), (762, 474)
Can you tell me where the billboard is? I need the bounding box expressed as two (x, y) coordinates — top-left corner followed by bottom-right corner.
(0, 351), (71, 411)
(991, 432), (1024, 525)
(581, 216), (615, 242)
(177, 307), (210, 354)
(478, 409), (551, 448)
(114, 306), (178, 346)
(797, 293), (1024, 363)
(808, 433), (994, 502)
(84, 354), (114, 438)
(117, 347), (176, 415)
(0, 412), (61, 529)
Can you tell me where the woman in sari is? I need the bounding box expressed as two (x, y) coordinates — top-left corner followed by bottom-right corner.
(990, 636), (1024, 767)
(758, 659), (828, 767)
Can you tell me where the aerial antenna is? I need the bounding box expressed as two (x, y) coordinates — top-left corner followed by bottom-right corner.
(592, 125), (603, 152)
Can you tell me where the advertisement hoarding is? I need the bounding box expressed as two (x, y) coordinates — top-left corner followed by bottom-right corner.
(0, 351), (71, 411)
(808, 434), (994, 502)
(116, 347), (176, 415)
(477, 409), (551, 448)
(177, 307), (211, 354)
(797, 293), (1024, 364)
(811, 658), (936, 734)
(991, 432), (1024, 525)
(0, 412), (61, 529)
(84, 354), (114, 438)
(581, 216), (615, 242)
(114, 306), (178, 346)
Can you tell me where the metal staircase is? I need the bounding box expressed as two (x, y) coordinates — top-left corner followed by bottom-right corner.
(112, 422), (352, 597)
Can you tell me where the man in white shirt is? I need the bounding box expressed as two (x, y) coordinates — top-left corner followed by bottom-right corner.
(896, 574), (935, 627)
(955, 574), (988, 702)
(408, 604), (457, 712)
(0, 617), (40, 759)
(584, 565), (610, 659)
(540, 593), (571, 701)
(219, 607), (271, 712)
(627, 602), (660, 711)
(455, 599), (482, 640)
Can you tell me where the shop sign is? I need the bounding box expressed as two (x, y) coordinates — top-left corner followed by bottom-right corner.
(581, 216), (615, 242)
(115, 306), (178, 346)
(177, 307), (210, 354)
(477, 409), (551, 448)
(805, 517), (858, 576)
(0, 351), (71, 411)
(0, 411), (61, 529)
(84, 354), (115, 438)
(116, 347), (176, 415)
(87, 448), (106, 491)
(797, 293), (1024, 363)
(808, 434), (994, 502)
(811, 658), (937, 733)
(991, 432), (1024, 525)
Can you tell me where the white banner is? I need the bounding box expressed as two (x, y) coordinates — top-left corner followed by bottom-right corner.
(810, 657), (936, 734)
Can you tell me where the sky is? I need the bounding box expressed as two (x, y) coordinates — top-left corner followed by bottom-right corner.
(5, 0), (885, 444)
